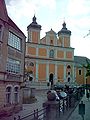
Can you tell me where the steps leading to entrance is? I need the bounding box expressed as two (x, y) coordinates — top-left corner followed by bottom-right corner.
(25, 81), (50, 90)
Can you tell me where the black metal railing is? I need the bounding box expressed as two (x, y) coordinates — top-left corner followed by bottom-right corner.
(14, 107), (47, 120)
(13, 88), (85, 120)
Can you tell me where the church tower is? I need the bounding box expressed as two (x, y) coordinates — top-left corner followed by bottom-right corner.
(27, 15), (41, 43)
(58, 22), (71, 47)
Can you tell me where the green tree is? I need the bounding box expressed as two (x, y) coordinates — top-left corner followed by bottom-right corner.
(85, 59), (90, 77)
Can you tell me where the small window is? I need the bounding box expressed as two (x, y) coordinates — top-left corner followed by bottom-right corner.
(50, 40), (53, 44)
(14, 87), (19, 103)
(68, 72), (70, 75)
(6, 86), (12, 104)
(67, 65), (71, 69)
(78, 69), (82, 75)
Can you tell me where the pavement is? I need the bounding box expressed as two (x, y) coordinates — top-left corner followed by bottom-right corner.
(1, 89), (48, 120)
(68, 93), (90, 120)
(1, 90), (90, 120)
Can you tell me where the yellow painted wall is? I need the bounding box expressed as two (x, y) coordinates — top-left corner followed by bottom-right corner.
(32, 31), (39, 43)
(66, 51), (72, 59)
(38, 64), (46, 81)
(50, 36), (54, 45)
(49, 64), (55, 73)
(38, 48), (47, 56)
(64, 37), (70, 47)
(57, 51), (64, 58)
(57, 38), (62, 46)
(87, 76), (90, 84)
(76, 68), (84, 85)
(57, 65), (64, 82)
(27, 47), (36, 55)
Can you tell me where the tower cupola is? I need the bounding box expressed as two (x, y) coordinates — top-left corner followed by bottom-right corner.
(58, 22), (71, 36)
(27, 15), (41, 30)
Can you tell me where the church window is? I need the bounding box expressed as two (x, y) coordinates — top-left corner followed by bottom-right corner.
(50, 40), (53, 44)
(68, 72), (70, 75)
(78, 69), (82, 75)
(67, 65), (71, 69)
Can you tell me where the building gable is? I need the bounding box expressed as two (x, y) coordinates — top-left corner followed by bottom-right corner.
(0, 0), (8, 21)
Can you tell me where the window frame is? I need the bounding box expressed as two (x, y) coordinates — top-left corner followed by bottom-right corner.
(14, 86), (19, 104)
(6, 86), (12, 104)
(6, 58), (21, 74)
(8, 31), (22, 51)
(78, 69), (82, 75)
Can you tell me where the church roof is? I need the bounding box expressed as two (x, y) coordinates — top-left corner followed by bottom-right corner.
(58, 22), (71, 36)
(46, 28), (56, 35)
(27, 15), (41, 30)
(74, 56), (90, 66)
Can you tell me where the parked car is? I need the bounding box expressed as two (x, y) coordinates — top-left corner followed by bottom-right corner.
(53, 84), (65, 90)
(57, 91), (67, 99)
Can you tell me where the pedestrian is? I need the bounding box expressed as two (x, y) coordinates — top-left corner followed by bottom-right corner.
(86, 90), (89, 100)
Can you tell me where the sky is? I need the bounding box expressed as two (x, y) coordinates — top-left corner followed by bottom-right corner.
(5, 0), (90, 58)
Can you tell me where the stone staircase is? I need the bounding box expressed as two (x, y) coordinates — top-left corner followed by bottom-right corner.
(25, 81), (50, 90)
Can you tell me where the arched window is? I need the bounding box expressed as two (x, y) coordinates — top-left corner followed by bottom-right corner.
(49, 49), (54, 58)
(6, 86), (12, 104)
(14, 87), (19, 104)
(67, 65), (71, 69)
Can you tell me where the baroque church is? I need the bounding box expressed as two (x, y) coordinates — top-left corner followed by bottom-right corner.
(25, 15), (75, 86)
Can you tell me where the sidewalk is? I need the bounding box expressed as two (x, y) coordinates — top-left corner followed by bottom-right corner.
(68, 94), (90, 120)
(1, 89), (48, 120)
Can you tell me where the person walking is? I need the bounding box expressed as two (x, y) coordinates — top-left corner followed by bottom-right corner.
(86, 90), (89, 100)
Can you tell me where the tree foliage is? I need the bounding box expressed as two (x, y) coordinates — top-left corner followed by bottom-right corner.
(84, 58), (90, 77)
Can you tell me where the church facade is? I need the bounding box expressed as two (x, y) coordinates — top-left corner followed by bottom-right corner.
(25, 16), (75, 86)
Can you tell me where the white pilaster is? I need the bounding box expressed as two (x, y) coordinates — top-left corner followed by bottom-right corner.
(38, 31), (40, 44)
(47, 48), (49, 58)
(36, 61), (38, 81)
(36, 47), (38, 57)
(64, 50), (66, 59)
(72, 64), (75, 83)
(62, 35), (64, 47)
(55, 64), (57, 83)
(64, 64), (66, 82)
(55, 48), (57, 59)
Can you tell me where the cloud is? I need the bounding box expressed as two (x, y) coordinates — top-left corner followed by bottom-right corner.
(5, 0), (90, 58)
(67, 0), (90, 16)
(5, 0), (56, 35)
